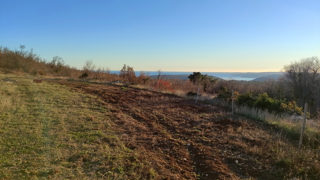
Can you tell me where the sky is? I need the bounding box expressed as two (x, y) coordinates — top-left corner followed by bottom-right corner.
(0, 0), (319, 72)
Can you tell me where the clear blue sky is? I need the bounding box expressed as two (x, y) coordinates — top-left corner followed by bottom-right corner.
(1, 0), (319, 72)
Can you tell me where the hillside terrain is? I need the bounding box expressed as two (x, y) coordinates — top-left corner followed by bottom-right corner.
(251, 74), (283, 82)
(232, 72), (283, 79)
(1, 74), (319, 179)
(54, 80), (319, 179)
(149, 74), (221, 81)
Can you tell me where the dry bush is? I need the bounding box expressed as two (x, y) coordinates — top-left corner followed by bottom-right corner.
(0, 46), (81, 77)
(210, 80), (266, 94)
(0, 46), (48, 74)
(95, 67), (109, 82)
(0, 46), (116, 81)
(119, 64), (136, 84)
(136, 71), (150, 85)
(170, 79), (197, 92)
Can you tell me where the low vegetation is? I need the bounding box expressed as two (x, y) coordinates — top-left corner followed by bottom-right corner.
(217, 89), (303, 115)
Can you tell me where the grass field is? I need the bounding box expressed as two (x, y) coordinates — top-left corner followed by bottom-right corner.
(1, 74), (319, 180)
(0, 74), (152, 179)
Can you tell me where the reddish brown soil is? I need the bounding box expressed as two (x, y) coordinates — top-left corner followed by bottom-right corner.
(56, 81), (279, 180)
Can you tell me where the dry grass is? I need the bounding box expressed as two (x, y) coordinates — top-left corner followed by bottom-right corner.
(206, 98), (320, 179)
(0, 74), (153, 179)
(57, 80), (320, 179)
(136, 83), (320, 179)
(1, 74), (320, 179)
(131, 80), (320, 148)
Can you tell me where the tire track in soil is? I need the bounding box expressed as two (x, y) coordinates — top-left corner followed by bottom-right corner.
(56, 81), (275, 180)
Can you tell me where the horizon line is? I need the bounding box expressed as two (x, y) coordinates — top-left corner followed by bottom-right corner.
(108, 70), (283, 73)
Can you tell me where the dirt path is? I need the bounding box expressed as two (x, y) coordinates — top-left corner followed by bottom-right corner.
(56, 81), (278, 180)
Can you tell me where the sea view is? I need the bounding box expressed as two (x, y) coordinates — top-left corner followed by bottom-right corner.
(110, 71), (258, 81)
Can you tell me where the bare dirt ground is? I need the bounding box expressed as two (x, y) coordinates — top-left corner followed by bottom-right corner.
(55, 80), (285, 180)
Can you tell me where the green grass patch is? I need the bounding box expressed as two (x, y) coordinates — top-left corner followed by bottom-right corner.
(0, 74), (152, 179)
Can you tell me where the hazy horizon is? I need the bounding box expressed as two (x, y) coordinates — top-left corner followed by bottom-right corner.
(110, 70), (283, 73)
(109, 70), (283, 73)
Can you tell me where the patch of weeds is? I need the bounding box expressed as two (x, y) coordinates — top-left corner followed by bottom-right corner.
(117, 166), (124, 174)
(149, 168), (157, 179)
(70, 131), (103, 143)
(275, 158), (292, 168)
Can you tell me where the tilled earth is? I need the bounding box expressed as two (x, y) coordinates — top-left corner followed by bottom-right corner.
(57, 81), (282, 180)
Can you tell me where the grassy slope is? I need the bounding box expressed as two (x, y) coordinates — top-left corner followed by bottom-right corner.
(1, 74), (319, 179)
(0, 74), (152, 179)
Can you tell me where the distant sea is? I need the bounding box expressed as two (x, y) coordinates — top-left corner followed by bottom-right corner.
(109, 71), (256, 81)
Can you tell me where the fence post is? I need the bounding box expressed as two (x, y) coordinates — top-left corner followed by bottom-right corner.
(232, 90), (234, 115)
(155, 79), (160, 92)
(298, 103), (308, 151)
(195, 86), (200, 103)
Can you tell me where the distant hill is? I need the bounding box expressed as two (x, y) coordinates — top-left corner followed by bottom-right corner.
(149, 74), (221, 81)
(251, 74), (284, 82)
(146, 72), (285, 82)
(232, 72), (283, 78)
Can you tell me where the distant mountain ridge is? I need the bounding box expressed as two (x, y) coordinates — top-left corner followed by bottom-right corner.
(147, 72), (284, 82)
(148, 74), (221, 80)
(232, 72), (283, 78)
(251, 74), (284, 82)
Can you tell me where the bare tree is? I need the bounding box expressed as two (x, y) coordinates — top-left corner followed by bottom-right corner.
(264, 78), (289, 100)
(50, 56), (64, 67)
(79, 60), (95, 80)
(283, 56), (320, 115)
(119, 64), (136, 84)
(83, 60), (96, 72)
(155, 70), (165, 91)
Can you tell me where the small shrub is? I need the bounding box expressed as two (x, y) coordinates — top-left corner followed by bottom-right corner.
(237, 92), (256, 107)
(224, 91), (304, 115)
(186, 91), (198, 97)
(217, 86), (232, 100)
(280, 101), (303, 116)
(79, 72), (89, 79)
(254, 93), (275, 110)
